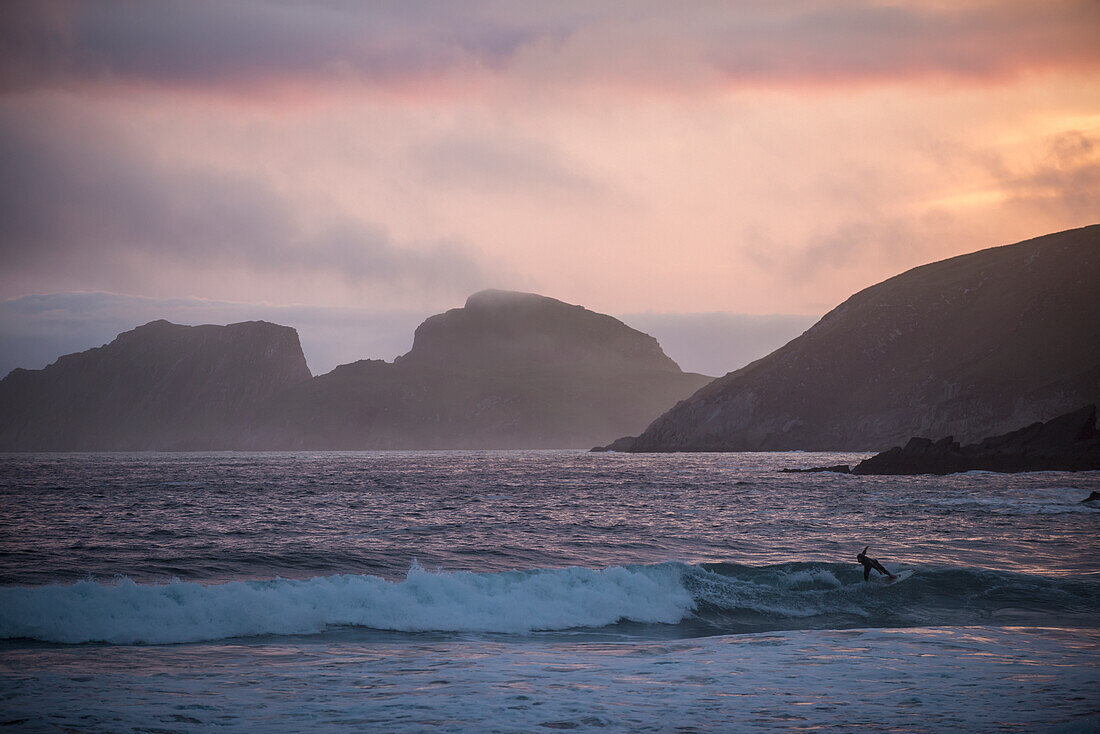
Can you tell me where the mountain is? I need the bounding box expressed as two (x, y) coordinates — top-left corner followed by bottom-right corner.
(0, 320), (312, 450)
(0, 291), (711, 450)
(602, 224), (1100, 452)
(254, 290), (712, 449)
(398, 290), (682, 372)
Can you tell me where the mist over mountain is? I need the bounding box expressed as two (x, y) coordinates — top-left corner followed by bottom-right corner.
(0, 292), (814, 379)
(604, 224), (1100, 452)
(256, 291), (712, 449)
(399, 290), (681, 372)
(0, 291), (710, 450)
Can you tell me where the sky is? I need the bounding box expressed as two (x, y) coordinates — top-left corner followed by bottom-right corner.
(1, 1), (1098, 373)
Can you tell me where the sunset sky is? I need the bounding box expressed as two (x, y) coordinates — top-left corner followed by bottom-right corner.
(1, 1), (1098, 373)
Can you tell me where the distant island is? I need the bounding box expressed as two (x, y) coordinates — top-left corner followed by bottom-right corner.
(0, 320), (312, 451)
(0, 290), (711, 450)
(597, 224), (1100, 453)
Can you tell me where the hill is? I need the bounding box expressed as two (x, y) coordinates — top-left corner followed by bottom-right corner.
(256, 290), (712, 449)
(0, 292), (711, 450)
(0, 320), (312, 450)
(602, 224), (1100, 452)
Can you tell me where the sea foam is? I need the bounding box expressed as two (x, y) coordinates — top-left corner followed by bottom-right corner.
(3, 561), (1096, 645)
(0, 562), (694, 644)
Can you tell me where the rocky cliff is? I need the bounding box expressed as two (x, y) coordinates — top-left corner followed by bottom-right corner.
(0, 320), (312, 450)
(256, 290), (711, 449)
(786, 404), (1100, 474)
(849, 404), (1100, 474)
(603, 224), (1100, 452)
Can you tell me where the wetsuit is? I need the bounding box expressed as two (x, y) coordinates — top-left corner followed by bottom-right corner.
(856, 546), (895, 581)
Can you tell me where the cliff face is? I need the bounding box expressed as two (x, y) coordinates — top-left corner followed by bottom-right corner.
(258, 291), (711, 449)
(0, 320), (312, 450)
(609, 224), (1100, 452)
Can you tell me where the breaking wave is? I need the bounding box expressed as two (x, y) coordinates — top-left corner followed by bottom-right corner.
(1, 562), (1096, 645)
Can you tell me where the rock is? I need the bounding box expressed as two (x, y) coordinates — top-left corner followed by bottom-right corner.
(850, 405), (1100, 475)
(780, 464), (852, 474)
(605, 224), (1100, 452)
(591, 436), (645, 453)
(1082, 491), (1100, 503)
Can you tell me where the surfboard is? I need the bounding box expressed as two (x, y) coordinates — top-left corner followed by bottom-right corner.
(873, 569), (913, 585)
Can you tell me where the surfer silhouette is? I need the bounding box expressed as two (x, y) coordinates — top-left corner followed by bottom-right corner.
(856, 546), (897, 581)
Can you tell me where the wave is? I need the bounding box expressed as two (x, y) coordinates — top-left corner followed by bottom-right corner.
(0, 562), (692, 644)
(1, 562), (1096, 645)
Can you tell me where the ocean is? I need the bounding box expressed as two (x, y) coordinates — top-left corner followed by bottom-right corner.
(1, 451), (1097, 732)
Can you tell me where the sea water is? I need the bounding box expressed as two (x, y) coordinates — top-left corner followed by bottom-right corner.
(0, 451), (1097, 731)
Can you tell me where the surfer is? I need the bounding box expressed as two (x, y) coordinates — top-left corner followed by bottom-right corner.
(856, 546), (897, 581)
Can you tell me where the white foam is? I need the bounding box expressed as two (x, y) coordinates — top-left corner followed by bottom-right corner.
(683, 566), (864, 620)
(0, 562), (695, 644)
(775, 568), (843, 589)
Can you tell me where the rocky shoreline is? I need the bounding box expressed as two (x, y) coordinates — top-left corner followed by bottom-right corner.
(785, 404), (1100, 475)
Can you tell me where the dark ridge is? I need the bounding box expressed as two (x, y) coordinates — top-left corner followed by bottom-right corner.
(257, 290), (711, 449)
(785, 405), (1100, 475)
(850, 404), (1100, 475)
(397, 289), (681, 373)
(0, 320), (312, 450)
(1, 292), (711, 450)
(601, 224), (1100, 452)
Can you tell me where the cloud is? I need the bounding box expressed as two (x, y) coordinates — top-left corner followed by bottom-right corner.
(0, 3), (1095, 320)
(2, 1), (1097, 96)
(0, 110), (491, 302)
(740, 218), (926, 280)
(618, 312), (818, 377)
(0, 0), (536, 93)
(733, 212), (972, 314)
(1002, 130), (1100, 218)
(701, 1), (1100, 86)
(413, 129), (604, 195)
